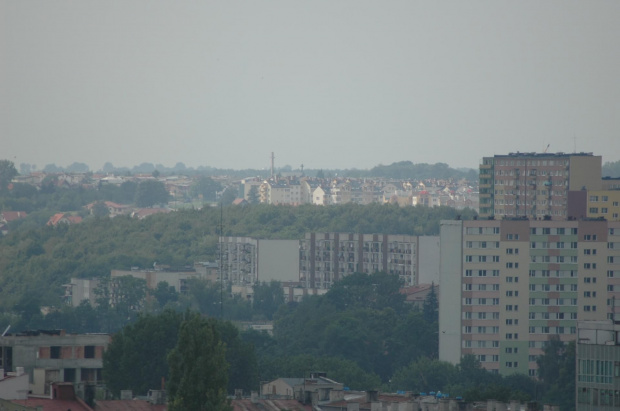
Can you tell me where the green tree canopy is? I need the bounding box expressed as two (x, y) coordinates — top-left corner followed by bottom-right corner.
(0, 160), (18, 192)
(103, 310), (183, 396)
(167, 313), (231, 411)
(135, 180), (170, 207)
(190, 177), (222, 202)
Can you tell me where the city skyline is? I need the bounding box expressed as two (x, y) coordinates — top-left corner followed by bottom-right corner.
(3, 1), (620, 171)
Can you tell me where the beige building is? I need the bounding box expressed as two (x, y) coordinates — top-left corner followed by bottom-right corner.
(479, 152), (602, 220)
(439, 218), (620, 376)
(259, 179), (302, 205)
(586, 190), (620, 221)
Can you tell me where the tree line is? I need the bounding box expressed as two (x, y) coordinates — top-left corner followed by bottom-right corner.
(99, 273), (575, 410)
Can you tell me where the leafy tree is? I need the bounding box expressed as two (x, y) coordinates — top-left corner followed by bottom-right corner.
(391, 357), (458, 393)
(220, 186), (238, 205)
(135, 180), (170, 207)
(95, 276), (147, 331)
(252, 281), (285, 320)
(422, 283), (439, 324)
(215, 321), (259, 393)
(603, 160), (620, 177)
(0, 160), (18, 192)
(247, 186), (259, 204)
(536, 338), (575, 411)
(91, 201), (110, 217)
(167, 314), (231, 411)
(191, 177), (222, 202)
(118, 180), (138, 204)
(151, 281), (179, 310)
(66, 162), (89, 173)
(103, 310), (183, 396)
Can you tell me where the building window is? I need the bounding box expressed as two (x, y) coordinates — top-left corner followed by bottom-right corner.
(84, 346), (95, 359)
(50, 346), (61, 359)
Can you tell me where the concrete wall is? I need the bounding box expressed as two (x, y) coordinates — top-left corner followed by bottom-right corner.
(257, 240), (300, 282)
(439, 220), (463, 365)
(419, 236), (440, 284)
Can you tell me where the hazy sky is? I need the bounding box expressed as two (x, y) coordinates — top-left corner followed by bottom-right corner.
(2, 1), (620, 172)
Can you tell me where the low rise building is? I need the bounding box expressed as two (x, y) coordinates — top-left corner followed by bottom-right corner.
(0, 330), (110, 396)
(576, 320), (620, 410)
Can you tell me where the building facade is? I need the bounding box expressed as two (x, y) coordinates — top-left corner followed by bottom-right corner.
(439, 218), (620, 376)
(479, 152), (602, 220)
(299, 233), (435, 289)
(219, 237), (300, 285)
(0, 331), (110, 396)
(576, 320), (620, 410)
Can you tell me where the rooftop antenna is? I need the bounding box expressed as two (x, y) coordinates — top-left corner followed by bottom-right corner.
(543, 144), (550, 153)
(573, 136), (577, 153)
(270, 152), (275, 179)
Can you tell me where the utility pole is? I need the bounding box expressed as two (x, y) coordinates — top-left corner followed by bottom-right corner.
(219, 202), (224, 319)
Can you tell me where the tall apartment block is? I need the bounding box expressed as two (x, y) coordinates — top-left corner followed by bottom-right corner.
(439, 218), (620, 376)
(299, 233), (436, 289)
(479, 152), (602, 220)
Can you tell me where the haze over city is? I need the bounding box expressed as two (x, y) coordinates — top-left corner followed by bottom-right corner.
(2, 1), (620, 171)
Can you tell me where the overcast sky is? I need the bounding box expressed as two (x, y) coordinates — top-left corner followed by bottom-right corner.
(2, 1), (620, 172)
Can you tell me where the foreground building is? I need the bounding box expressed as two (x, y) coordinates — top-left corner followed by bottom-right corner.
(0, 330), (110, 396)
(439, 218), (620, 376)
(576, 320), (620, 410)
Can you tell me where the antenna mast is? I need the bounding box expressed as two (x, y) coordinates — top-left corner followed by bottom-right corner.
(270, 152), (275, 179)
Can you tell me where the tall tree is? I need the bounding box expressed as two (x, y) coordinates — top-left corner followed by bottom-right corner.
(247, 185), (260, 204)
(536, 338), (575, 411)
(422, 283), (438, 324)
(0, 159), (18, 192)
(103, 310), (183, 396)
(253, 281), (285, 320)
(190, 177), (222, 202)
(167, 314), (231, 411)
(135, 180), (170, 207)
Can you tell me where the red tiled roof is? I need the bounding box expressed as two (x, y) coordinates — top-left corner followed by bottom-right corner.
(1, 211), (28, 222)
(12, 398), (92, 411)
(95, 400), (166, 411)
(47, 213), (65, 226)
(232, 399), (311, 411)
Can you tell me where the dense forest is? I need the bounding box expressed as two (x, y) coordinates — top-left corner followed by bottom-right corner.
(0, 203), (476, 313)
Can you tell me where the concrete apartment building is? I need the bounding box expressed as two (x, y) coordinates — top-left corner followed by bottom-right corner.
(586, 190), (620, 221)
(111, 262), (217, 294)
(219, 237), (300, 285)
(300, 232), (439, 289)
(259, 178), (303, 205)
(0, 330), (110, 396)
(439, 218), (620, 376)
(576, 320), (620, 410)
(479, 152), (602, 220)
